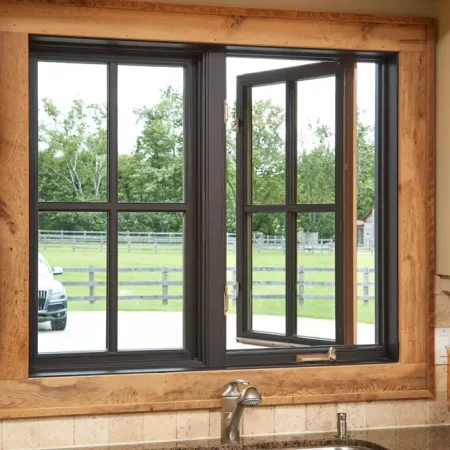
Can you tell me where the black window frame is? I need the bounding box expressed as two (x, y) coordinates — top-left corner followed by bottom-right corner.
(29, 36), (398, 377)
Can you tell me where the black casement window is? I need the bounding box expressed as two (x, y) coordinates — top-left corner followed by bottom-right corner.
(236, 62), (344, 347)
(29, 37), (397, 376)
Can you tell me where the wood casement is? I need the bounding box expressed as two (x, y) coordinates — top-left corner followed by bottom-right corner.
(0, 0), (435, 419)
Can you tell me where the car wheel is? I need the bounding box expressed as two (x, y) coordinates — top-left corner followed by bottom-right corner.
(51, 317), (67, 331)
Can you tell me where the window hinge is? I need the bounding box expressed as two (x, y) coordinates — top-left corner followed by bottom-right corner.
(224, 101), (229, 123)
(224, 285), (229, 315)
(235, 282), (239, 298)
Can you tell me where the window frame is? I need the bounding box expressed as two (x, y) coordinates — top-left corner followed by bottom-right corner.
(28, 37), (398, 377)
(28, 40), (221, 375)
(225, 49), (398, 368)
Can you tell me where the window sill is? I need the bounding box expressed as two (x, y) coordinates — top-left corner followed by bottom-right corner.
(0, 362), (432, 420)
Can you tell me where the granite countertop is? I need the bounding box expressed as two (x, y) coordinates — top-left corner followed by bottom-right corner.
(71, 425), (450, 450)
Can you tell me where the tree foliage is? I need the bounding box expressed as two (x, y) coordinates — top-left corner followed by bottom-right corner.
(38, 88), (375, 238)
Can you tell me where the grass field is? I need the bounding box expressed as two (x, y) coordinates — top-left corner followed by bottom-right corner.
(39, 243), (376, 324)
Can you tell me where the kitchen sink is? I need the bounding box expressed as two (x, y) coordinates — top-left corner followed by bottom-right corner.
(284, 447), (374, 450)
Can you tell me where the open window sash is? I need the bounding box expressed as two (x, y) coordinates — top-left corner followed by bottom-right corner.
(235, 61), (345, 348)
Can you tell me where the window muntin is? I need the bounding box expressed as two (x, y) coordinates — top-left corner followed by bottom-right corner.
(29, 38), (397, 375)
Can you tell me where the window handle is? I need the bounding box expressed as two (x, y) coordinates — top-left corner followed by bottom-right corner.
(296, 347), (337, 363)
(224, 286), (229, 315)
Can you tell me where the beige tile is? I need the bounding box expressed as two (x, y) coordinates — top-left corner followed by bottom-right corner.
(427, 392), (450, 425)
(38, 416), (75, 448)
(366, 401), (397, 428)
(243, 407), (275, 436)
(397, 400), (427, 426)
(109, 413), (144, 444)
(144, 412), (177, 442)
(176, 410), (209, 440)
(306, 403), (337, 432)
(436, 275), (443, 295)
(209, 410), (221, 438)
(74, 415), (109, 446)
(336, 402), (366, 430)
(436, 364), (448, 393)
(440, 276), (450, 295)
(435, 294), (450, 327)
(2, 419), (38, 450)
(274, 405), (306, 434)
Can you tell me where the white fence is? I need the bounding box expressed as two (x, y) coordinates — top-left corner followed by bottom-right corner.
(39, 230), (337, 253)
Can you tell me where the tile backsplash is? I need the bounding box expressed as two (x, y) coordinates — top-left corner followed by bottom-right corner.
(0, 276), (447, 449)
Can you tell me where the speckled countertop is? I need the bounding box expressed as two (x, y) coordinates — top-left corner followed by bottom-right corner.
(70, 425), (450, 450)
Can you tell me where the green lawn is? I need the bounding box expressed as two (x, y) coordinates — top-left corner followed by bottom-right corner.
(40, 243), (376, 324)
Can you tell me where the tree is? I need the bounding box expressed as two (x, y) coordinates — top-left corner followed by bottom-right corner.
(118, 86), (183, 205)
(39, 98), (107, 203)
(356, 113), (375, 219)
(38, 89), (375, 238)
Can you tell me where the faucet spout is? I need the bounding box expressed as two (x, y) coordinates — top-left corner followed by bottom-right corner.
(221, 381), (262, 445)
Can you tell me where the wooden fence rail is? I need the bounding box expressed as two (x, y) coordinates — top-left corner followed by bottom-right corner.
(38, 230), (339, 253)
(60, 266), (375, 304)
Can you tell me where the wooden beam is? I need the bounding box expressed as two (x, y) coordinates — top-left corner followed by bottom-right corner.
(0, 363), (429, 419)
(0, 31), (29, 380)
(0, 2), (427, 52)
(5, 0), (436, 26)
(342, 62), (357, 345)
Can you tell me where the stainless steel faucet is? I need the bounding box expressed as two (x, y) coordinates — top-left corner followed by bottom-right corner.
(221, 379), (262, 444)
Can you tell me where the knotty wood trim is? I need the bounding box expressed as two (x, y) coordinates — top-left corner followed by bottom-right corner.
(398, 50), (430, 365)
(0, 363), (429, 419)
(0, 2), (428, 52)
(0, 31), (29, 380)
(0, 1), (435, 418)
(7, 0), (435, 26)
(342, 62), (357, 345)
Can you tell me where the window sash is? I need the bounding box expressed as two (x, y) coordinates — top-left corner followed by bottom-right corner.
(234, 62), (345, 346)
(29, 45), (204, 373)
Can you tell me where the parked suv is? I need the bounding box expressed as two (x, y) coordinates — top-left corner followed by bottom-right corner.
(38, 253), (68, 331)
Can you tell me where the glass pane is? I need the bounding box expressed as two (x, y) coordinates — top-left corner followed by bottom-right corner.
(37, 212), (107, 353)
(250, 213), (286, 335)
(251, 83), (286, 205)
(38, 62), (107, 203)
(118, 65), (184, 203)
(356, 63), (376, 345)
(297, 213), (335, 341)
(297, 76), (336, 204)
(117, 212), (184, 350)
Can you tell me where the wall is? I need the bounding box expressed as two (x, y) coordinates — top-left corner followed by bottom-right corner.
(437, 0), (450, 274)
(0, 0), (440, 448)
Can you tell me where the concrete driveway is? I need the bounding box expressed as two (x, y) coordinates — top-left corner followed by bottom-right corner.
(38, 312), (375, 353)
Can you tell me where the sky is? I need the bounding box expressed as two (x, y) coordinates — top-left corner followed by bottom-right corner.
(37, 57), (375, 153)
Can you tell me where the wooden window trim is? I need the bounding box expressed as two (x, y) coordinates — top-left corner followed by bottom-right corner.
(0, 0), (435, 419)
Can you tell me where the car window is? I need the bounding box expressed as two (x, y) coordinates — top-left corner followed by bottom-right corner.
(38, 256), (52, 277)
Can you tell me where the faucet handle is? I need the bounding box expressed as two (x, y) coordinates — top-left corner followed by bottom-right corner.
(222, 379), (249, 396)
